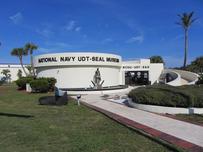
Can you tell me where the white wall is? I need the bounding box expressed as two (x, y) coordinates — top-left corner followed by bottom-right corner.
(128, 99), (203, 114)
(0, 64), (27, 81)
(34, 53), (164, 88)
(149, 63), (164, 84)
(37, 66), (121, 88)
(34, 52), (122, 88)
(161, 69), (182, 86)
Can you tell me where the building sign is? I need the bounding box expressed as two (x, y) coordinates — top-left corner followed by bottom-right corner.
(38, 56), (120, 63)
(122, 65), (149, 69)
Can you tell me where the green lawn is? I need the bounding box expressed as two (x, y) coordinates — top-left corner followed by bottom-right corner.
(0, 85), (178, 152)
(175, 114), (203, 124)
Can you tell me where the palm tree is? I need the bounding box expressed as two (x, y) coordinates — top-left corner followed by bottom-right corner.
(177, 12), (196, 68)
(1, 69), (11, 83)
(25, 43), (38, 77)
(11, 48), (28, 76)
(25, 65), (32, 75)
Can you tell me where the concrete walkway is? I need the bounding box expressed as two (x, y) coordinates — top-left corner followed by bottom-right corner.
(181, 78), (189, 85)
(80, 94), (203, 151)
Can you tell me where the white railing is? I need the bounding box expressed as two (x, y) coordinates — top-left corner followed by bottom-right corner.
(159, 69), (182, 86)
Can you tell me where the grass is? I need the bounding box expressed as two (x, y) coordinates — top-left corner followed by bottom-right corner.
(175, 114), (203, 125)
(0, 84), (178, 152)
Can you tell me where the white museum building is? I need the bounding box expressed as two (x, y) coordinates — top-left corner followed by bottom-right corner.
(1, 52), (199, 91)
(33, 52), (164, 89)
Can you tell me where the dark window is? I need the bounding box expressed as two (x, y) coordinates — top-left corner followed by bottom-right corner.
(125, 71), (149, 85)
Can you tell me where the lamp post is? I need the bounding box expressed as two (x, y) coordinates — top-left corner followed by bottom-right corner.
(77, 95), (81, 106)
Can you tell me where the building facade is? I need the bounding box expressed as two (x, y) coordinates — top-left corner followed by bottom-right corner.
(0, 52), (164, 88)
(33, 52), (164, 89)
(0, 64), (27, 81)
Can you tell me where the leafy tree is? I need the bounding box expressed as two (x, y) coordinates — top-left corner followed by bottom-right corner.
(17, 69), (23, 79)
(25, 43), (38, 77)
(177, 12), (196, 68)
(11, 48), (28, 76)
(1, 69), (11, 83)
(149, 56), (164, 63)
(186, 56), (203, 73)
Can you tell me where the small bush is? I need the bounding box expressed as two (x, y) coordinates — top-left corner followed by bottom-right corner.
(0, 80), (4, 86)
(37, 77), (56, 91)
(47, 77), (57, 91)
(196, 75), (203, 84)
(15, 77), (34, 89)
(30, 79), (49, 93)
(15, 77), (56, 91)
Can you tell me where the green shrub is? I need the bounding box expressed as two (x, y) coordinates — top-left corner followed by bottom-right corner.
(0, 80), (4, 86)
(196, 75), (203, 84)
(37, 77), (56, 91)
(47, 77), (57, 91)
(30, 79), (49, 93)
(128, 85), (203, 108)
(15, 77), (56, 91)
(15, 77), (34, 89)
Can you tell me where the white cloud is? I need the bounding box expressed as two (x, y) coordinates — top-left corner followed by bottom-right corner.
(64, 20), (82, 32)
(39, 41), (72, 53)
(102, 38), (113, 44)
(39, 48), (51, 53)
(75, 27), (81, 32)
(36, 29), (53, 38)
(64, 20), (76, 31)
(9, 12), (23, 24)
(46, 41), (71, 48)
(126, 35), (144, 44)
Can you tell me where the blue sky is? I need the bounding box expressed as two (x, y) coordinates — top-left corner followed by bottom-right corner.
(0, 0), (203, 67)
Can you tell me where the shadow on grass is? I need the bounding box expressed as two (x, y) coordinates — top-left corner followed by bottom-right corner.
(0, 112), (33, 118)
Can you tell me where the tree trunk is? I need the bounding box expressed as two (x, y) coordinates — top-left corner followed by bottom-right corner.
(19, 56), (28, 76)
(30, 54), (35, 77)
(183, 29), (188, 68)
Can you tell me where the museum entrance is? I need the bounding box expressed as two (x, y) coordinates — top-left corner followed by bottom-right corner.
(125, 71), (149, 85)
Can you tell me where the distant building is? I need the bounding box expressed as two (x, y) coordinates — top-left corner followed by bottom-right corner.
(0, 64), (27, 81)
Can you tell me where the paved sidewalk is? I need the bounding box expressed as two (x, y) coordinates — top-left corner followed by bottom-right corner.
(80, 94), (203, 151)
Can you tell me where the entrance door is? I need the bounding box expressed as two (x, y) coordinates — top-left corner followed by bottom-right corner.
(125, 71), (149, 85)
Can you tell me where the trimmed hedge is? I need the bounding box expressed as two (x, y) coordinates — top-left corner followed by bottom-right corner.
(37, 77), (56, 91)
(30, 79), (49, 93)
(128, 84), (203, 108)
(15, 77), (56, 92)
